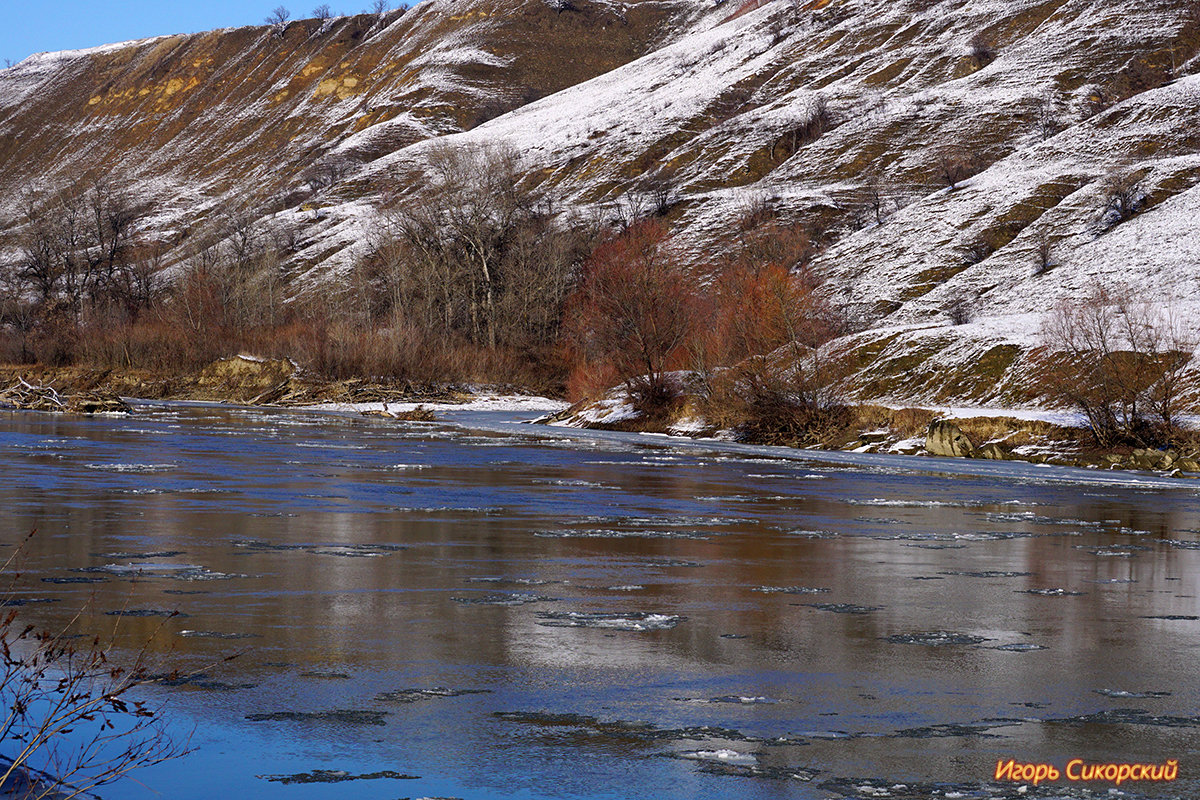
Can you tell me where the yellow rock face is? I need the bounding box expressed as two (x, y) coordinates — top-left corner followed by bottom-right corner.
(313, 75), (364, 100)
(86, 76), (199, 111)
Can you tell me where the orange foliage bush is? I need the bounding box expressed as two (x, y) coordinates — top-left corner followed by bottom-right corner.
(562, 220), (702, 413)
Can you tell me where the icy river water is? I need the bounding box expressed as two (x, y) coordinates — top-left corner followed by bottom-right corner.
(3, 404), (1200, 799)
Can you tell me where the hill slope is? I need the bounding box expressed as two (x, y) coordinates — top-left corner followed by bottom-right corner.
(2, 0), (1199, 405)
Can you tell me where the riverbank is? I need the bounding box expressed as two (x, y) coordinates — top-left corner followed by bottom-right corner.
(538, 392), (1200, 478)
(0, 357), (482, 409)
(5, 359), (1198, 478)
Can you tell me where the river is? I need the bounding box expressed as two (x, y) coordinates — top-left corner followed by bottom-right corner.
(2, 403), (1198, 799)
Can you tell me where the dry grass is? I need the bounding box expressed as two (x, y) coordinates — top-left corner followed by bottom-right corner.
(0, 308), (569, 401)
(850, 405), (936, 438)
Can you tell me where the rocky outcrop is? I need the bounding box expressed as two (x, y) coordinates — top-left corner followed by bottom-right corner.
(925, 420), (976, 458)
(1122, 448), (1200, 473)
(977, 442), (1010, 461)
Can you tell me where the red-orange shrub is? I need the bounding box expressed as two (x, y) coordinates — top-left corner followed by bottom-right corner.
(562, 220), (702, 413)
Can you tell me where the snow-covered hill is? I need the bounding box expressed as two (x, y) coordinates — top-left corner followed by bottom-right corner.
(2, 0), (1198, 403)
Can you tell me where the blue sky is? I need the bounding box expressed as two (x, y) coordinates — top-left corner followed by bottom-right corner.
(1, 1), (390, 64)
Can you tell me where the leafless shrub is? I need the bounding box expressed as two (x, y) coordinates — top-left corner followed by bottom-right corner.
(164, 202), (292, 332)
(303, 156), (355, 195)
(1097, 171), (1146, 232)
(768, 10), (788, 44)
(776, 94), (833, 159)
(700, 300), (851, 446)
(642, 166), (679, 218)
(863, 176), (897, 225)
(708, 84), (753, 121)
(611, 192), (651, 231)
(938, 147), (983, 191)
(1122, 58), (1172, 95)
(851, 90), (888, 120)
(0, 533), (196, 799)
(961, 238), (993, 267)
(705, 354), (851, 446)
(968, 33), (996, 68)
(1038, 281), (1195, 446)
(690, 224), (850, 445)
(944, 292), (974, 326)
(1074, 83), (1111, 119)
(736, 191), (776, 232)
(1035, 91), (1064, 140)
(472, 86), (543, 129)
(1033, 232), (1055, 275)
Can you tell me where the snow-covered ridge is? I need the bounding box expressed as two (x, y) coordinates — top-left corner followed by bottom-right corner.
(13, 35), (181, 70)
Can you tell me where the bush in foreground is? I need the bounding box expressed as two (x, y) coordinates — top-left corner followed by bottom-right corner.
(0, 533), (190, 799)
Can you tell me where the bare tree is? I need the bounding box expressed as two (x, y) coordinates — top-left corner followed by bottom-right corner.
(421, 144), (527, 349)
(312, 4), (332, 19)
(15, 180), (145, 321)
(1033, 232), (1055, 275)
(564, 219), (700, 414)
(1038, 282), (1195, 446)
(0, 269), (38, 364)
(370, 0), (389, 12)
(265, 6), (291, 25)
(968, 32), (996, 68)
(368, 144), (587, 351)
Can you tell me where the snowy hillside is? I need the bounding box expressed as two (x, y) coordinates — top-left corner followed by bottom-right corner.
(2, 0), (1198, 403)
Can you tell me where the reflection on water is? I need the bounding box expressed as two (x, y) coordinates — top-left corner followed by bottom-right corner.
(3, 405), (1200, 799)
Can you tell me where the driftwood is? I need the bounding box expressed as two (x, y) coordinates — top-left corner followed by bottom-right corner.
(0, 378), (132, 415)
(361, 404), (438, 421)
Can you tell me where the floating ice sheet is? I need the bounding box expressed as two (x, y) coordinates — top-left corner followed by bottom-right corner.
(536, 611), (681, 631)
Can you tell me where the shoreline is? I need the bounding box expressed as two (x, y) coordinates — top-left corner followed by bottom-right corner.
(538, 396), (1200, 479)
(4, 361), (1198, 481)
